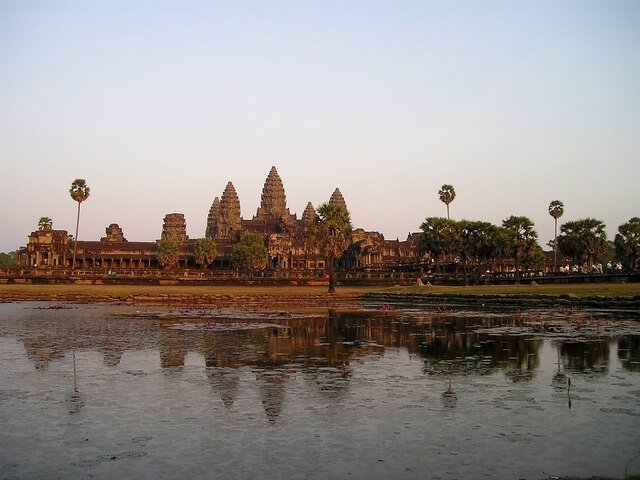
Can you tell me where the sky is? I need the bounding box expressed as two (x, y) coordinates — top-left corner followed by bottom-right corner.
(1, 0), (639, 252)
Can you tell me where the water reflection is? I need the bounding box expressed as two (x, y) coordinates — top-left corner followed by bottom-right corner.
(618, 335), (640, 372)
(3, 305), (639, 379)
(2, 303), (640, 480)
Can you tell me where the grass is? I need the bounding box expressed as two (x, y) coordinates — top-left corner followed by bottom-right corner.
(0, 283), (638, 299)
(382, 283), (640, 298)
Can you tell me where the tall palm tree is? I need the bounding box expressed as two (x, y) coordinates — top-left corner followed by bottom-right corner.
(69, 179), (90, 269)
(548, 200), (564, 271)
(438, 184), (456, 220)
(310, 202), (352, 293)
(502, 215), (538, 284)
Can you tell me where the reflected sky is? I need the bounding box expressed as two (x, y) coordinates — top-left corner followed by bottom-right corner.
(0, 302), (639, 479)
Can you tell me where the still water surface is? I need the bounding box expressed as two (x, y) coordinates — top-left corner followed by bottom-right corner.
(0, 302), (639, 479)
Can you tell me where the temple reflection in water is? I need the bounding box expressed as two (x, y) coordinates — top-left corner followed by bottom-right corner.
(12, 308), (638, 376)
(2, 304), (637, 418)
(2, 303), (639, 480)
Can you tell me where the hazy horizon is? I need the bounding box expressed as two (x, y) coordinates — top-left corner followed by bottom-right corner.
(2, 1), (639, 252)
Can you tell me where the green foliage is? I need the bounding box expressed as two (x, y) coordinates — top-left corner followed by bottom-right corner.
(438, 184), (456, 219)
(548, 200), (564, 220)
(232, 233), (268, 270)
(309, 202), (352, 293)
(69, 178), (90, 269)
(420, 217), (459, 266)
(459, 220), (501, 263)
(522, 244), (546, 270)
(310, 203), (353, 260)
(501, 216), (539, 277)
(614, 217), (640, 269)
(69, 179), (90, 203)
(156, 239), (179, 269)
(557, 218), (608, 268)
(193, 238), (218, 269)
(38, 217), (52, 231)
(0, 251), (17, 269)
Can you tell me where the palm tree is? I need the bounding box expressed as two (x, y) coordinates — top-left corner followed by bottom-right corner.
(310, 202), (352, 293)
(69, 179), (90, 269)
(38, 217), (53, 231)
(420, 217), (458, 273)
(156, 239), (179, 269)
(231, 233), (268, 270)
(557, 218), (607, 272)
(501, 215), (538, 284)
(548, 200), (564, 271)
(193, 238), (218, 270)
(438, 184), (456, 220)
(614, 217), (640, 270)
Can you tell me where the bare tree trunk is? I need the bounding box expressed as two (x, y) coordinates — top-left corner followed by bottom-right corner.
(72, 202), (80, 269)
(328, 254), (336, 294)
(554, 218), (558, 272)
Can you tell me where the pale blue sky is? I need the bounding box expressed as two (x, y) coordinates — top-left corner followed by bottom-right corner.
(1, 1), (639, 252)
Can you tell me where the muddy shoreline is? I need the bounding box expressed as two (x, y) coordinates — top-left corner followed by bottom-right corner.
(1, 291), (639, 311)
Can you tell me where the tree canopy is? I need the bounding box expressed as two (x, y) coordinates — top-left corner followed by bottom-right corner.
(614, 217), (640, 269)
(156, 239), (179, 269)
(310, 202), (352, 293)
(501, 215), (539, 281)
(232, 233), (268, 270)
(0, 251), (17, 269)
(548, 200), (564, 220)
(193, 238), (218, 269)
(69, 179), (90, 204)
(420, 217), (459, 269)
(557, 218), (608, 269)
(438, 184), (456, 219)
(459, 220), (501, 264)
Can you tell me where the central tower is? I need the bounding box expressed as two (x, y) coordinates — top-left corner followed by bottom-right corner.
(255, 166), (289, 219)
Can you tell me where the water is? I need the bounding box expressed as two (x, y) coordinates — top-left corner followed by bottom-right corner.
(0, 302), (639, 479)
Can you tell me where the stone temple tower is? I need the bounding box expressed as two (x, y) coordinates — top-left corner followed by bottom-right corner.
(161, 213), (188, 244)
(205, 197), (220, 238)
(329, 188), (347, 209)
(208, 181), (242, 239)
(301, 202), (316, 226)
(254, 166), (295, 225)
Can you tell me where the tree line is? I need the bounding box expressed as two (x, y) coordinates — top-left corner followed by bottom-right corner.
(421, 191), (640, 282)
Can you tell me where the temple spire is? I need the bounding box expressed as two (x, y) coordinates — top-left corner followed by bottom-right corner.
(256, 166), (288, 219)
(329, 188), (347, 209)
(302, 202), (317, 225)
(219, 182), (242, 238)
(205, 197), (220, 238)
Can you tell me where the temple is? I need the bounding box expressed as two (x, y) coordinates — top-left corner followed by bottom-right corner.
(18, 166), (422, 272)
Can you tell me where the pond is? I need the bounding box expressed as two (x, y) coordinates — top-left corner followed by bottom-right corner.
(0, 301), (639, 479)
